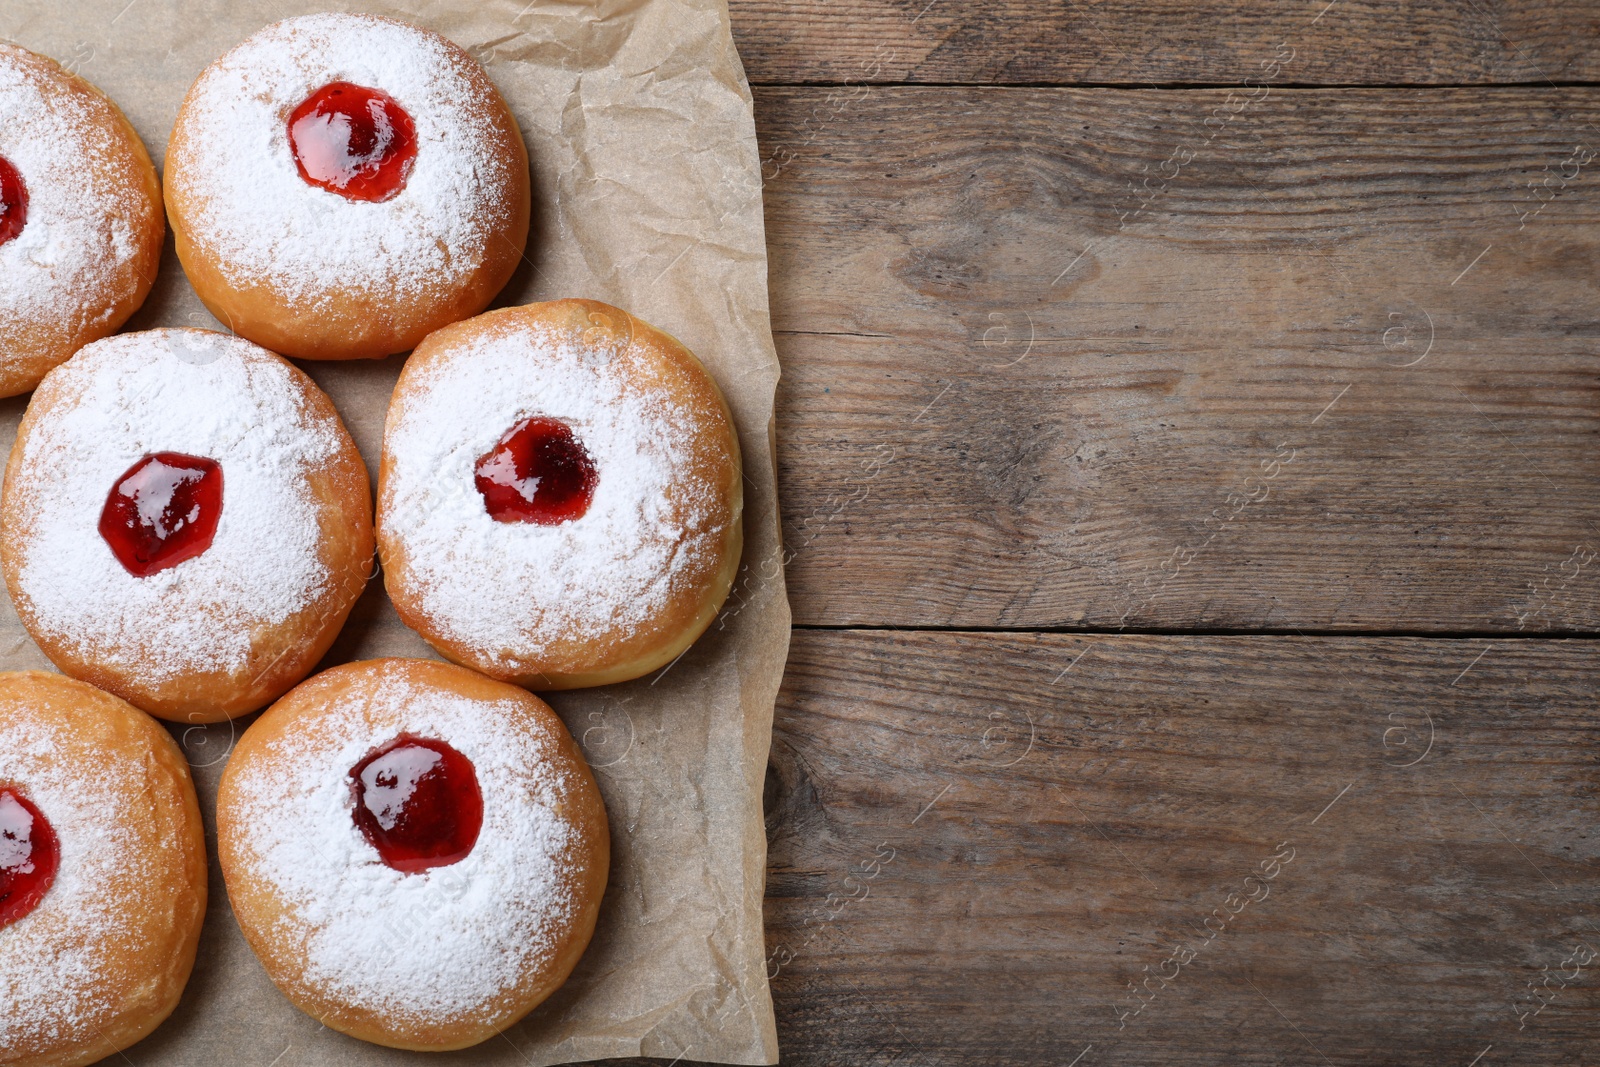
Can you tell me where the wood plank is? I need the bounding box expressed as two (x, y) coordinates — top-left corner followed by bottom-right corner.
(759, 85), (1600, 630)
(730, 0), (1600, 86)
(763, 629), (1600, 1065)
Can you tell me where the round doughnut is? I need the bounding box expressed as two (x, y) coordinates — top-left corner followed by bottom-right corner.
(164, 13), (530, 361)
(0, 328), (373, 724)
(376, 299), (744, 690)
(0, 43), (162, 398)
(216, 658), (609, 1051)
(0, 671), (207, 1067)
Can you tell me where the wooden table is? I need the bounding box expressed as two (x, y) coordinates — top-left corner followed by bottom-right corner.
(715, 1), (1600, 1063)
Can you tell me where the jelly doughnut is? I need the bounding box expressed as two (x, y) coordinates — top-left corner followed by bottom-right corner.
(376, 299), (744, 689)
(216, 658), (609, 1050)
(0, 43), (162, 397)
(164, 13), (530, 360)
(0, 671), (206, 1067)
(0, 329), (373, 723)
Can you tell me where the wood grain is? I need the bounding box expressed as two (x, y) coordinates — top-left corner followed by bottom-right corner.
(761, 629), (1600, 1065)
(730, 0), (1600, 86)
(758, 85), (1600, 631)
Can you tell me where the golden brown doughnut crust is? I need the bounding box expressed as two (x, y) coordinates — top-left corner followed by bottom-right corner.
(0, 330), (374, 723)
(377, 299), (744, 689)
(163, 16), (530, 360)
(0, 44), (163, 397)
(0, 671), (207, 1067)
(216, 658), (610, 1051)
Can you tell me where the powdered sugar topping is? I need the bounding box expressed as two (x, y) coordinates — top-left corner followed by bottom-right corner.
(8, 329), (342, 682)
(169, 14), (514, 306)
(0, 711), (157, 1049)
(382, 323), (724, 668)
(0, 45), (149, 342)
(226, 670), (579, 1022)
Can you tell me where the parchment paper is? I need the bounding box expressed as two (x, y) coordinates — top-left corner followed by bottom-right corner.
(0, 1), (787, 1063)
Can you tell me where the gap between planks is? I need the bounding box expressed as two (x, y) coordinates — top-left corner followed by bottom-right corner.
(749, 79), (1600, 90)
(788, 623), (1600, 640)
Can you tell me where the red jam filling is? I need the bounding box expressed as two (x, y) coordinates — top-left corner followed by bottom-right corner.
(0, 156), (27, 246)
(475, 417), (599, 525)
(350, 736), (482, 873)
(99, 452), (224, 578)
(288, 82), (417, 202)
(0, 787), (59, 930)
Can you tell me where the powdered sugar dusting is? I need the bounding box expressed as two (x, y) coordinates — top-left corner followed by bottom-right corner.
(169, 13), (513, 306)
(226, 670), (579, 1022)
(0, 45), (149, 343)
(0, 710), (154, 1049)
(382, 322), (723, 668)
(8, 329), (341, 681)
